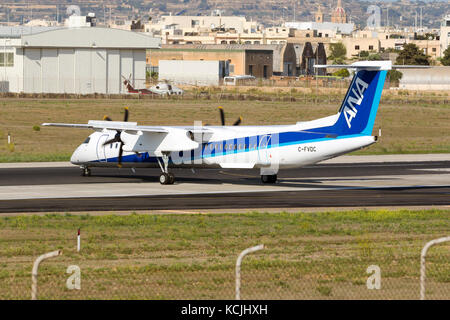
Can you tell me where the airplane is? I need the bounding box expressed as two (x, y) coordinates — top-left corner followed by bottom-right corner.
(123, 78), (154, 95)
(148, 82), (184, 96)
(123, 76), (184, 96)
(43, 61), (416, 185)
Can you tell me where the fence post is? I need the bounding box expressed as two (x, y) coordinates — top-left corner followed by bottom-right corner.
(31, 250), (62, 300)
(420, 236), (450, 300)
(235, 244), (264, 300)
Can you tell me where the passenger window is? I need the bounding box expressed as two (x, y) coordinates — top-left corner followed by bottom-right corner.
(83, 137), (90, 144)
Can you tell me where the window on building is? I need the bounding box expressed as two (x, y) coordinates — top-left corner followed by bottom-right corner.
(254, 41), (260, 44)
(355, 45), (360, 50)
(432, 48), (436, 52)
(249, 65), (254, 76)
(191, 20), (199, 27)
(369, 45), (374, 50)
(230, 64), (235, 73)
(0, 52), (14, 67)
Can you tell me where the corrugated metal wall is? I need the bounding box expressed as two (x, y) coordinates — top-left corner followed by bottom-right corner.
(22, 48), (146, 94)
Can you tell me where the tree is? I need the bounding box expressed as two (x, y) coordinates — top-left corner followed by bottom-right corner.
(387, 70), (403, 83)
(328, 42), (347, 64)
(395, 43), (430, 65)
(367, 53), (382, 61)
(333, 69), (350, 78)
(441, 47), (450, 66)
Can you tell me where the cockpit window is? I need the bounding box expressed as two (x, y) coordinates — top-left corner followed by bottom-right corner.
(83, 137), (90, 144)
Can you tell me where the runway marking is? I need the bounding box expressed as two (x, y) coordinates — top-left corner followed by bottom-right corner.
(0, 184), (449, 201)
(411, 168), (450, 172)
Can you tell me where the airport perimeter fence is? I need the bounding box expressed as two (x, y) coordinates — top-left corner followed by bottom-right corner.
(2, 76), (449, 106)
(1, 237), (449, 300)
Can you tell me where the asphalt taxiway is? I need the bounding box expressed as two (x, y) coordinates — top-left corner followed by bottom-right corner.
(0, 155), (448, 213)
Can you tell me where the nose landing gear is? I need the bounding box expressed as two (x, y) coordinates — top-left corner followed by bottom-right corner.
(81, 166), (91, 177)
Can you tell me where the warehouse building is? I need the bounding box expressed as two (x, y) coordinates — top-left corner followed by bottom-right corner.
(148, 44), (274, 79)
(0, 27), (160, 94)
(399, 66), (450, 91)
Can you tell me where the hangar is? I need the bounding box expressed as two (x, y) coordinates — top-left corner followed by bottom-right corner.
(0, 27), (161, 94)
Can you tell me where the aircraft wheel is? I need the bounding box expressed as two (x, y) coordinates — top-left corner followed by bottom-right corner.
(261, 174), (277, 184)
(159, 173), (170, 185)
(168, 173), (175, 185)
(82, 167), (91, 177)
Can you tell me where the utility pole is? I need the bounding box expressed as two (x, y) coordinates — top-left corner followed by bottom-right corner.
(387, 7), (389, 27)
(420, 7), (423, 31)
(415, 11), (417, 32)
(294, 0), (296, 22)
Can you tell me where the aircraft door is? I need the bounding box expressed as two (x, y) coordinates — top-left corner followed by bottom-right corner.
(96, 134), (109, 162)
(258, 134), (272, 165)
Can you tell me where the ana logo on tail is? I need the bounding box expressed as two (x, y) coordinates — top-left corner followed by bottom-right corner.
(343, 77), (369, 128)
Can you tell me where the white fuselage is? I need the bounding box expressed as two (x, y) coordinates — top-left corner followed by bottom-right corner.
(70, 114), (376, 172)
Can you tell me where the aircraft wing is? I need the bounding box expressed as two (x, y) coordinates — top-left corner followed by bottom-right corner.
(42, 121), (200, 152)
(42, 121), (168, 133)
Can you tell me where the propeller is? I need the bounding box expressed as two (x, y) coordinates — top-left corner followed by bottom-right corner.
(102, 107), (130, 168)
(218, 106), (242, 126)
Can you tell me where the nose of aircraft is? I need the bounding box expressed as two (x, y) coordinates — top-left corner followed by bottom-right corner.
(70, 146), (82, 165)
(70, 144), (90, 165)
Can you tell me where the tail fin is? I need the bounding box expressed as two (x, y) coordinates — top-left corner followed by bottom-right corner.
(315, 61), (390, 136)
(334, 69), (387, 136)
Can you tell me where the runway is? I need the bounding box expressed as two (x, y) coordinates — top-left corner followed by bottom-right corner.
(0, 157), (449, 213)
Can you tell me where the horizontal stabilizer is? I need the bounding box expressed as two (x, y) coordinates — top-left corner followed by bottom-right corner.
(314, 61), (392, 71)
(315, 60), (431, 71)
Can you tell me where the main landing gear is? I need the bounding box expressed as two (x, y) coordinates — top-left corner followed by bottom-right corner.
(81, 166), (91, 177)
(157, 153), (175, 185)
(261, 174), (277, 184)
(260, 168), (278, 184)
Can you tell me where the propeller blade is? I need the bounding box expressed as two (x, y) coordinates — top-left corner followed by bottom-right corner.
(118, 142), (124, 168)
(123, 107), (129, 122)
(103, 115), (112, 121)
(102, 136), (121, 146)
(218, 106), (225, 126)
(103, 131), (121, 146)
(233, 116), (243, 126)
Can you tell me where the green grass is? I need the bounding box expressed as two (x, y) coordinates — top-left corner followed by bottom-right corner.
(0, 92), (449, 162)
(0, 209), (449, 299)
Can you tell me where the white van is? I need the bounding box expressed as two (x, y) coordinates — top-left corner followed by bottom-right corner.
(223, 75), (256, 86)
